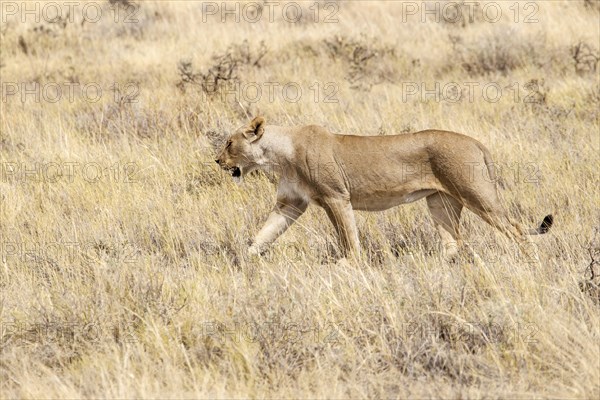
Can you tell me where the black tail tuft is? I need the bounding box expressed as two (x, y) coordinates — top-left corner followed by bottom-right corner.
(538, 214), (553, 234)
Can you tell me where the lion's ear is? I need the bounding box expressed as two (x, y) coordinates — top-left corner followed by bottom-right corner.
(244, 116), (266, 142)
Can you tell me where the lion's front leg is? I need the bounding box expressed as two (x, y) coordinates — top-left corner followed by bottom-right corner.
(248, 197), (308, 256)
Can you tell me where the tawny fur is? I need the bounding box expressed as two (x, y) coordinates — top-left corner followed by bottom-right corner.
(216, 116), (553, 260)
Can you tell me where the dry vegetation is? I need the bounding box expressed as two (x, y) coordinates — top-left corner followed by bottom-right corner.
(1, 0), (599, 398)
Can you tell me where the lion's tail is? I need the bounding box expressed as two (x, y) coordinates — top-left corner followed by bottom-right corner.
(527, 214), (554, 235)
(477, 142), (497, 185)
(476, 142), (553, 236)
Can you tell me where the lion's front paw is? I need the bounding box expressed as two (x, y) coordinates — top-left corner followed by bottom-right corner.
(248, 244), (262, 257)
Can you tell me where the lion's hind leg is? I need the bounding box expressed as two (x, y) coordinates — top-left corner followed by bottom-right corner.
(460, 195), (540, 263)
(426, 192), (464, 260)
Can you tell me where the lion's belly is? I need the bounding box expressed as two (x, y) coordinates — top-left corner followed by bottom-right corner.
(350, 189), (437, 211)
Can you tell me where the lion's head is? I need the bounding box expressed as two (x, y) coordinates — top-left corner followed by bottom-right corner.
(215, 116), (266, 184)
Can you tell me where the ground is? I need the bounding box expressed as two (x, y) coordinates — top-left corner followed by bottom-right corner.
(0, 1), (599, 398)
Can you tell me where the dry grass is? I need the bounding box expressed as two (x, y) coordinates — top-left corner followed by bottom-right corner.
(1, 1), (599, 398)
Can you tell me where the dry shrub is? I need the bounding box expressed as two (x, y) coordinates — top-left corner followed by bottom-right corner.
(571, 41), (599, 74)
(452, 29), (543, 76)
(324, 34), (396, 90)
(579, 229), (600, 304)
(583, 0), (600, 11)
(176, 40), (268, 95)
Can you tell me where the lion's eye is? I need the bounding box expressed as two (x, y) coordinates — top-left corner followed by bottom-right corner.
(226, 141), (232, 149)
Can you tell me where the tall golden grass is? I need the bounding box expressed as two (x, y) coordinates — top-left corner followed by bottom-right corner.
(1, 0), (599, 397)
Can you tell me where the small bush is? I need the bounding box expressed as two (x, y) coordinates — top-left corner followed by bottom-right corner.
(571, 41), (599, 74)
(453, 29), (542, 76)
(176, 40), (268, 95)
(324, 34), (396, 90)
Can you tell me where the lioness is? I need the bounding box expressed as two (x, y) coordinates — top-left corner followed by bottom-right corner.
(215, 116), (553, 260)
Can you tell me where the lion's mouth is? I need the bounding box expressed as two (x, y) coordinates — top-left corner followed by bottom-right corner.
(224, 166), (243, 184)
